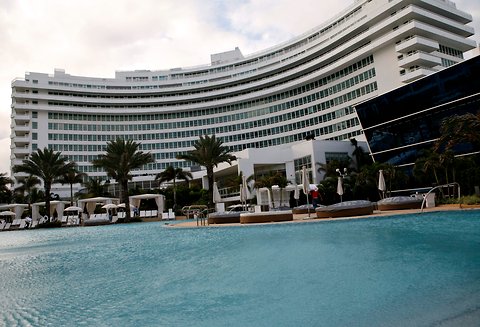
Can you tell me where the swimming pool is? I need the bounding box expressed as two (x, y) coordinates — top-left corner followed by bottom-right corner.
(0, 210), (479, 326)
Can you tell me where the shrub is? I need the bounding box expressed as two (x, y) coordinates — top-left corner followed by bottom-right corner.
(460, 195), (480, 205)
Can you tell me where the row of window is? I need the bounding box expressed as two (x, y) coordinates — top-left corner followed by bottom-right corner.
(48, 80), (375, 146)
(46, 68), (375, 135)
(44, 56), (374, 113)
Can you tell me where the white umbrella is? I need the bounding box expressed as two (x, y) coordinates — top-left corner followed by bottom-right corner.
(101, 203), (118, 209)
(64, 206), (83, 212)
(213, 182), (222, 204)
(240, 176), (250, 203)
(337, 177), (344, 202)
(301, 166), (311, 218)
(378, 170), (386, 199)
(117, 203), (126, 208)
(0, 211), (16, 216)
(293, 183), (300, 200)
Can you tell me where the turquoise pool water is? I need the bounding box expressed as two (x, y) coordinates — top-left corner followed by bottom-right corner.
(0, 210), (479, 326)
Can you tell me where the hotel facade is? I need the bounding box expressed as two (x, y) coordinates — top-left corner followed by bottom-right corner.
(10, 0), (476, 195)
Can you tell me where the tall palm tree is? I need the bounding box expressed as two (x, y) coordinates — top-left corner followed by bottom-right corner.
(350, 138), (371, 170)
(176, 135), (236, 208)
(435, 112), (480, 151)
(14, 174), (41, 210)
(92, 138), (154, 221)
(0, 173), (13, 204)
(414, 150), (442, 186)
(57, 165), (86, 206)
(155, 166), (192, 210)
(12, 148), (75, 217)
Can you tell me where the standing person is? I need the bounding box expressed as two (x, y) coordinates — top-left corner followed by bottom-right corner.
(311, 188), (320, 208)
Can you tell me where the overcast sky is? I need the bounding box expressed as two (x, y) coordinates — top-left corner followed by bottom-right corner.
(0, 0), (479, 176)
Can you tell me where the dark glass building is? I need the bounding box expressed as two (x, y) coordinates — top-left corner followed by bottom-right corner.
(355, 55), (480, 167)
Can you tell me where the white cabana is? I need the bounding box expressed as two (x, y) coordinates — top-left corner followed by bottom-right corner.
(31, 201), (69, 220)
(0, 204), (28, 221)
(256, 185), (297, 209)
(77, 197), (119, 217)
(129, 194), (165, 217)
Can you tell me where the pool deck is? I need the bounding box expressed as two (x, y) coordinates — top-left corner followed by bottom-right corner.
(168, 204), (480, 228)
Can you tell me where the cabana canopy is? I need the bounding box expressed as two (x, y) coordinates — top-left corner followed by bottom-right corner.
(129, 194), (165, 213)
(31, 201), (69, 220)
(77, 197), (119, 216)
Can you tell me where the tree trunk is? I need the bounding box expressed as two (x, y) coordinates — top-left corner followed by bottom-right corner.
(173, 179), (177, 210)
(45, 183), (51, 222)
(207, 166), (214, 209)
(70, 184), (74, 206)
(121, 180), (131, 222)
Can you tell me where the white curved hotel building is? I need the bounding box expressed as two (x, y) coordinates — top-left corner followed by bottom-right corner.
(10, 0), (476, 193)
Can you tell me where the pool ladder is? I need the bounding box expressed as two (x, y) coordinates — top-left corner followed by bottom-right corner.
(420, 182), (461, 213)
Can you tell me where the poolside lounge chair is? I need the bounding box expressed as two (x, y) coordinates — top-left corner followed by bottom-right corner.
(19, 220), (26, 229)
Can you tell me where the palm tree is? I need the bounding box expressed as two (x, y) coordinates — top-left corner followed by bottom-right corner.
(350, 138), (371, 170)
(155, 166), (192, 210)
(12, 148), (75, 217)
(14, 174), (41, 210)
(316, 158), (352, 180)
(435, 112), (480, 151)
(92, 138), (154, 221)
(414, 150), (442, 186)
(0, 173), (13, 204)
(79, 178), (109, 199)
(57, 165), (86, 206)
(176, 135), (236, 208)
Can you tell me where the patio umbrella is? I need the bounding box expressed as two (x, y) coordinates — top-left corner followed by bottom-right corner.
(64, 206), (83, 212)
(378, 170), (386, 199)
(301, 166), (311, 218)
(241, 175), (251, 210)
(0, 211), (16, 216)
(101, 203), (118, 210)
(293, 183), (300, 201)
(213, 182), (222, 204)
(337, 177), (344, 202)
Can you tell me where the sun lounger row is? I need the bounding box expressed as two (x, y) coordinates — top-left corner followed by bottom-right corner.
(0, 218), (34, 231)
(117, 210), (160, 219)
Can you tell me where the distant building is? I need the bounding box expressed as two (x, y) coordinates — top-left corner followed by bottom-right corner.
(10, 0), (476, 196)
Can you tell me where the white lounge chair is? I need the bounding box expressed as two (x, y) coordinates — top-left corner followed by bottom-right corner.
(19, 220), (26, 229)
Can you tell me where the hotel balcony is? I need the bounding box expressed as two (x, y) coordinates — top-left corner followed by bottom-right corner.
(395, 36), (439, 54)
(14, 125), (31, 133)
(13, 114), (31, 123)
(399, 67), (438, 83)
(13, 135), (30, 146)
(398, 51), (442, 69)
(13, 146), (31, 155)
